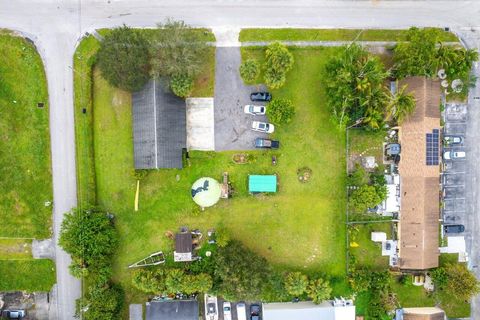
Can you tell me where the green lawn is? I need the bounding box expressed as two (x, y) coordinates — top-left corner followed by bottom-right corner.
(0, 260), (55, 291)
(76, 45), (349, 306)
(349, 223), (391, 270)
(0, 31), (52, 238)
(239, 28), (459, 42)
(0, 239), (32, 259)
(74, 31), (217, 209)
(347, 128), (385, 170)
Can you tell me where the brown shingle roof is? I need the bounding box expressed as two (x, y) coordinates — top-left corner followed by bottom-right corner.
(398, 77), (441, 270)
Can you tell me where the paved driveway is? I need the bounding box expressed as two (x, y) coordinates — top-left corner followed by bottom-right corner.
(214, 47), (268, 151)
(442, 103), (467, 237)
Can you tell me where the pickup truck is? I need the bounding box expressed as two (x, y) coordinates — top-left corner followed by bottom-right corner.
(254, 138), (279, 149)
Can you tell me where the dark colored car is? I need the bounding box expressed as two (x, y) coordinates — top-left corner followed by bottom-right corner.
(1, 310), (26, 319)
(444, 224), (465, 233)
(250, 92), (272, 102)
(250, 304), (261, 320)
(254, 138), (279, 149)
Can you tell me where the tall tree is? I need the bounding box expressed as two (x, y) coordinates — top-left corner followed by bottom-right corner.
(264, 41), (294, 89)
(388, 85), (416, 124)
(150, 19), (208, 79)
(213, 240), (270, 300)
(325, 44), (389, 129)
(97, 25), (150, 91)
(393, 27), (441, 77)
(59, 208), (118, 276)
(440, 263), (480, 301)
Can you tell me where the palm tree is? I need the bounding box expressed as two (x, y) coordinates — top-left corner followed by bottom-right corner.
(388, 84), (416, 124)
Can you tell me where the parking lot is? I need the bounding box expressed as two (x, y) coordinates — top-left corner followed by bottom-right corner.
(214, 47), (268, 151)
(442, 103), (468, 236)
(209, 297), (261, 320)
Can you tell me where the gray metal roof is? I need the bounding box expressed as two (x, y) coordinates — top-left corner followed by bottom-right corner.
(146, 300), (198, 320)
(132, 79), (186, 169)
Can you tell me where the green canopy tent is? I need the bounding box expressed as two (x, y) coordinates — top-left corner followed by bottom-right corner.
(191, 177), (222, 208)
(248, 175), (277, 193)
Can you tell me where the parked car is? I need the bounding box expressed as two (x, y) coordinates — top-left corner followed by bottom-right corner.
(443, 150), (466, 160)
(223, 302), (232, 320)
(236, 302), (247, 320)
(250, 304), (261, 320)
(255, 138), (279, 149)
(444, 135), (464, 146)
(250, 92), (272, 102)
(1, 310), (26, 319)
(244, 105), (266, 115)
(444, 224), (465, 233)
(205, 295), (218, 320)
(252, 121), (274, 133)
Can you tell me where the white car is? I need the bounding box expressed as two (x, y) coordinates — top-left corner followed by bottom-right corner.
(204, 295), (218, 320)
(244, 105), (266, 115)
(443, 150), (466, 160)
(252, 121), (274, 133)
(223, 302), (232, 320)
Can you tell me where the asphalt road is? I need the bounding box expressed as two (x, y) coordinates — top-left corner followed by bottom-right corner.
(2, 1), (480, 319)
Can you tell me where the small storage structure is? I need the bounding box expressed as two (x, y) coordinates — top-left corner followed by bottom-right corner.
(248, 175), (277, 193)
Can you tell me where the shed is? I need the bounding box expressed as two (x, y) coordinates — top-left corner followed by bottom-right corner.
(248, 175), (277, 193)
(371, 232), (387, 242)
(174, 232), (193, 262)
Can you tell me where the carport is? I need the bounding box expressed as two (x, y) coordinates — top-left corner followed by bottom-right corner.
(186, 98), (215, 151)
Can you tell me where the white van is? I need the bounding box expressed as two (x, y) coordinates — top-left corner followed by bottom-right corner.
(236, 302), (247, 320)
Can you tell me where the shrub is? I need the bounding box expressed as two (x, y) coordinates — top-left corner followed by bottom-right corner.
(349, 185), (384, 212)
(215, 227), (231, 248)
(240, 59), (260, 84)
(264, 42), (294, 89)
(284, 272), (309, 297)
(97, 25), (150, 91)
(266, 98), (295, 124)
(307, 278), (332, 304)
(76, 282), (124, 320)
(170, 74), (194, 98)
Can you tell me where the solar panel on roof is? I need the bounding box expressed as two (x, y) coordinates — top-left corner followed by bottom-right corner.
(426, 130), (439, 166)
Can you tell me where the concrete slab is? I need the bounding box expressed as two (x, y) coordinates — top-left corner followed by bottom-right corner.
(445, 103), (468, 122)
(129, 304), (143, 320)
(186, 98), (215, 151)
(444, 122), (467, 135)
(32, 239), (55, 259)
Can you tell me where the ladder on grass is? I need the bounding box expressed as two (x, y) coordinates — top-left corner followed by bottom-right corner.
(128, 251), (165, 268)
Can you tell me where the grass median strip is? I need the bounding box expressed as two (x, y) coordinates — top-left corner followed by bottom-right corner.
(239, 28), (459, 43)
(0, 31), (52, 238)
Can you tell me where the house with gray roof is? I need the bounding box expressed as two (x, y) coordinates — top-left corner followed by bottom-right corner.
(132, 79), (186, 169)
(146, 300), (198, 320)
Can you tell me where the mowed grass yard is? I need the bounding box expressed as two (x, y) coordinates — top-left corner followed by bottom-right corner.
(0, 31), (55, 292)
(77, 43), (348, 304)
(239, 28), (459, 42)
(0, 31), (52, 238)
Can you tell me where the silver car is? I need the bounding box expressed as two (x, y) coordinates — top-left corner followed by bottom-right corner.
(244, 105), (266, 115)
(443, 150), (465, 160)
(252, 121), (274, 133)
